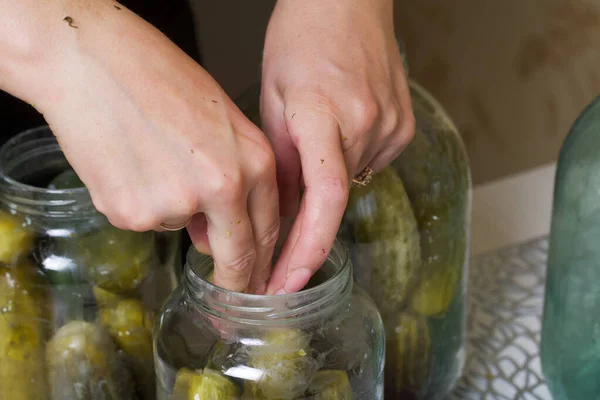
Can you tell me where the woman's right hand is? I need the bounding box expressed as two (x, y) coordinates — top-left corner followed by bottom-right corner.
(0, 0), (279, 294)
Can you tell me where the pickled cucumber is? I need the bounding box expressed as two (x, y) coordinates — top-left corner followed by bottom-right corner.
(307, 370), (353, 399)
(92, 285), (125, 306)
(75, 225), (156, 293)
(407, 206), (465, 317)
(46, 320), (134, 400)
(410, 251), (461, 316)
(170, 368), (198, 400)
(0, 212), (33, 265)
(48, 169), (84, 190)
(97, 298), (155, 398)
(346, 166), (422, 319)
(205, 270), (215, 284)
(0, 263), (49, 400)
(170, 368), (241, 400)
(393, 81), (470, 217)
(391, 80), (470, 317)
(247, 329), (318, 400)
(385, 313), (431, 398)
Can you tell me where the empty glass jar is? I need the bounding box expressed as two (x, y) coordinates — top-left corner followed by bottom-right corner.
(0, 126), (181, 400)
(541, 95), (600, 399)
(154, 240), (385, 399)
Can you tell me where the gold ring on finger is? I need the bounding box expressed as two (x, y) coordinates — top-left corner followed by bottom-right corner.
(160, 216), (192, 231)
(352, 166), (374, 188)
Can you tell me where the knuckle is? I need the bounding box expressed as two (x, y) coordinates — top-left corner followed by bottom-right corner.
(91, 194), (108, 217)
(285, 91), (341, 130)
(397, 111), (416, 149)
(207, 170), (244, 203)
(171, 187), (198, 216)
(105, 217), (127, 231)
(257, 221), (280, 249)
(109, 210), (155, 232)
(222, 247), (257, 276)
(127, 219), (156, 232)
(253, 147), (276, 178)
(101, 196), (157, 232)
(124, 209), (158, 232)
(380, 106), (401, 136)
(352, 97), (380, 133)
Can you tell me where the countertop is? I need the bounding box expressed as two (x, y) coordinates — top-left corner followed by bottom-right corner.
(470, 163), (556, 256)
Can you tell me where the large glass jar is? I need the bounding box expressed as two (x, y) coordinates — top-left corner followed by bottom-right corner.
(0, 126), (181, 400)
(154, 240), (385, 399)
(236, 74), (471, 400)
(344, 81), (470, 399)
(540, 96), (600, 399)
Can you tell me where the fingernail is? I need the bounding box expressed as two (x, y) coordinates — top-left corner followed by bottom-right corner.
(284, 268), (313, 293)
(275, 289), (287, 295)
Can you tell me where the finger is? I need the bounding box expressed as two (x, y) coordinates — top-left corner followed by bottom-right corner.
(368, 109), (416, 172)
(261, 88), (302, 218)
(187, 213), (211, 255)
(246, 177), (280, 295)
(341, 132), (372, 182)
(266, 104), (349, 294)
(368, 142), (404, 172)
(205, 199), (256, 292)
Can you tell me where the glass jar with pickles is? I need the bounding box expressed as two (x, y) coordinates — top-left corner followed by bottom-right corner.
(343, 78), (471, 399)
(0, 126), (181, 400)
(154, 240), (385, 399)
(236, 48), (471, 399)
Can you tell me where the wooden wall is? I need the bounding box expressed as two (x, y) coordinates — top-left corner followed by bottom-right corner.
(190, 0), (600, 184)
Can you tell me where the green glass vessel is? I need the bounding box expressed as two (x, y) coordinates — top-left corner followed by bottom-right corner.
(541, 95), (600, 399)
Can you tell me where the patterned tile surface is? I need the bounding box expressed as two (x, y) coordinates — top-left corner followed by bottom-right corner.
(450, 237), (553, 399)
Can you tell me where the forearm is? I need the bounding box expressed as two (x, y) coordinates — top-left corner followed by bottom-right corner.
(269, 0), (395, 44)
(1, 0), (213, 124)
(275, 0), (393, 22)
(1, 1), (74, 100)
(0, 0), (127, 108)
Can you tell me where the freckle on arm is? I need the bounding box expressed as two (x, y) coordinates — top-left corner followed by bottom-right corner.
(63, 16), (78, 28)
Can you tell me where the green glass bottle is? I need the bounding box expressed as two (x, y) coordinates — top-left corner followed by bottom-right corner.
(541, 95), (600, 399)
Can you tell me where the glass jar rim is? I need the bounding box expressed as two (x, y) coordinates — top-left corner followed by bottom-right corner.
(183, 239), (353, 324)
(0, 126), (95, 217)
(0, 126), (89, 195)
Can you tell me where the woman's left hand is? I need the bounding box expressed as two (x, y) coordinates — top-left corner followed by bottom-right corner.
(261, 0), (415, 294)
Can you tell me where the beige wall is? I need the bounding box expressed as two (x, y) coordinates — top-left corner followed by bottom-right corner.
(189, 1), (275, 99)
(190, 0), (600, 185)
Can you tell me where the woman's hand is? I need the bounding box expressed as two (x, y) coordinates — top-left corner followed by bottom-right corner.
(261, 0), (415, 294)
(1, 0), (279, 294)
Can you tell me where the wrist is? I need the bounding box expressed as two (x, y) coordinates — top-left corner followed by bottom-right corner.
(272, 0), (393, 32)
(277, 0), (392, 12)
